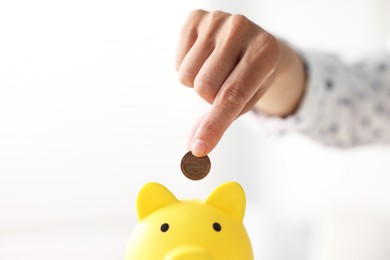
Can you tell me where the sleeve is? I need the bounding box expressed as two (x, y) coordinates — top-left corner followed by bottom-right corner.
(251, 50), (390, 148)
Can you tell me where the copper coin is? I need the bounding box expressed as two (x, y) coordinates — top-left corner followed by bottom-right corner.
(180, 151), (211, 180)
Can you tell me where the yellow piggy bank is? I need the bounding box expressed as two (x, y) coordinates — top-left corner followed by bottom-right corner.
(124, 182), (254, 260)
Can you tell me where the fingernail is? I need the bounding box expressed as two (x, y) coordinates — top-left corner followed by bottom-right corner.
(191, 139), (207, 157)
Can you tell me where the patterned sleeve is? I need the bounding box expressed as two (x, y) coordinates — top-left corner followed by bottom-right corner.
(252, 51), (390, 148)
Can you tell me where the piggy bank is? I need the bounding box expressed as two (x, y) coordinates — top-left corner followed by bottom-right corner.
(124, 182), (254, 260)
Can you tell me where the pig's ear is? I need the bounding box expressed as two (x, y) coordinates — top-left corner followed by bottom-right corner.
(205, 182), (246, 221)
(136, 182), (179, 220)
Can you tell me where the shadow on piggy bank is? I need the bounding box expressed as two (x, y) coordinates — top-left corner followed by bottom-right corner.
(124, 182), (254, 260)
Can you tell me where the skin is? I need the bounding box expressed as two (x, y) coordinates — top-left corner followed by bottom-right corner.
(176, 10), (307, 157)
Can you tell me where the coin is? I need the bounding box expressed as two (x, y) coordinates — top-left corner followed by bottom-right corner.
(180, 151), (211, 180)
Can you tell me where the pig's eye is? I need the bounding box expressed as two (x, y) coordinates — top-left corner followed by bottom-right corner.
(160, 223), (169, 232)
(213, 222), (222, 232)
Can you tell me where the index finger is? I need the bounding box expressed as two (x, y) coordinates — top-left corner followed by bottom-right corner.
(190, 46), (276, 156)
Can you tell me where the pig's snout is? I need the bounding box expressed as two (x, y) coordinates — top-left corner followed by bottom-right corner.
(164, 246), (212, 260)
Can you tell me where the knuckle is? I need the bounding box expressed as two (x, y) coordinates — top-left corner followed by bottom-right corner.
(201, 118), (220, 137)
(255, 32), (278, 52)
(184, 9), (207, 32)
(188, 9), (207, 20)
(178, 70), (195, 87)
(263, 33), (278, 51)
(249, 33), (279, 71)
(209, 10), (226, 22)
(231, 14), (249, 30)
(194, 76), (218, 103)
(197, 36), (216, 52)
(199, 11), (228, 43)
(261, 34), (280, 70)
(223, 14), (251, 45)
(218, 85), (245, 112)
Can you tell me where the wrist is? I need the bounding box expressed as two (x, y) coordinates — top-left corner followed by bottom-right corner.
(255, 40), (307, 117)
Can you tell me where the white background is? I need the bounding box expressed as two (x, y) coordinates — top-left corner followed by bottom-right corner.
(1, 0), (390, 259)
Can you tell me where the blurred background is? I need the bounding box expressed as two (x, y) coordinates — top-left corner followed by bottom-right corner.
(1, 0), (390, 259)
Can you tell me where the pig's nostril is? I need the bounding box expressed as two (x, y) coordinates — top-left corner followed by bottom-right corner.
(161, 223), (169, 232)
(213, 222), (221, 232)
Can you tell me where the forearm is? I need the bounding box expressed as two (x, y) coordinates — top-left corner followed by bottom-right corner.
(254, 40), (307, 117)
(252, 49), (390, 148)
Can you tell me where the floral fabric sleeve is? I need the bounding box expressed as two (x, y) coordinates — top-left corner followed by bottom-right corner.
(252, 51), (390, 148)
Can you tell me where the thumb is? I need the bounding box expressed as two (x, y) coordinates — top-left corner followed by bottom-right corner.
(190, 101), (233, 157)
(187, 113), (207, 152)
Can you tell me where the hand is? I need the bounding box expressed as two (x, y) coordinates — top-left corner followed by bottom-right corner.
(176, 10), (305, 156)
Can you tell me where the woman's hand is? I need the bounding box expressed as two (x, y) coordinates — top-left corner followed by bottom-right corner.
(176, 10), (306, 156)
